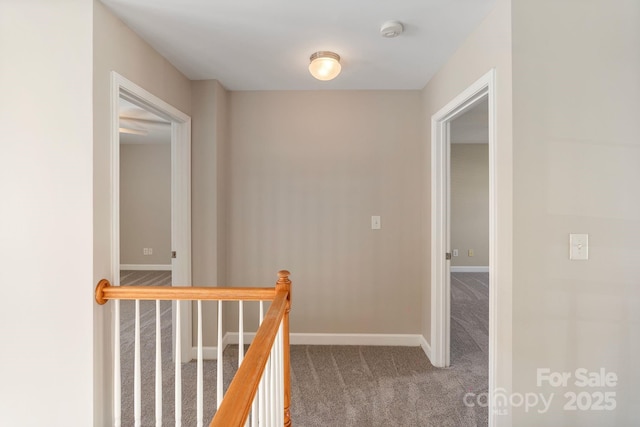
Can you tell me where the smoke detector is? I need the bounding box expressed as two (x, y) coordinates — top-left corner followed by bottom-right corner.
(380, 20), (404, 38)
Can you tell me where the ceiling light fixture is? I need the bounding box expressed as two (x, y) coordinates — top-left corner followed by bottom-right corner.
(308, 51), (341, 81)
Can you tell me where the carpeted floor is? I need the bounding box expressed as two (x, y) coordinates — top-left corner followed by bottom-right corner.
(450, 272), (490, 425)
(118, 270), (488, 426)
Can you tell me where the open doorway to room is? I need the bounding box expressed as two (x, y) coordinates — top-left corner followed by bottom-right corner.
(117, 98), (173, 424)
(449, 99), (490, 424)
(109, 73), (192, 425)
(119, 97), (172, 275)
(430, 70), (498, 426)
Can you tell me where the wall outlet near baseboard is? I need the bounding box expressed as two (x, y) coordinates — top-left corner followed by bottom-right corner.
(143, 247), (153, 255)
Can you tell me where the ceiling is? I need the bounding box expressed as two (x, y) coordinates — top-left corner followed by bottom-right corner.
(101, 0), (496, 91)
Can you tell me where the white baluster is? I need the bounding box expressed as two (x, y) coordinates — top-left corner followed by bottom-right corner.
(274, 326), (279, 427)
(216, 300), (223, 409)
(175, 301), (182, 427)
(251, 389), (258, 427)
(264, 355), (270, 425)
(259, 301), (264, 323)
(155, 300), (162, 427)
(197, 300), (203, 427)
(114, 299), (121, 427)
(238, 301), (249, 427)
(238, 300), (244, 366)
(258, 301), (265, 426)
(271, 345), (277, 427)
(258, 373), (266, 427)
(275, 323), (280, 427)
(278, 322), (284, 426)
(134, 300), (141, 427)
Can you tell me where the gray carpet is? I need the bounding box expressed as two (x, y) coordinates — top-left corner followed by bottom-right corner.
(450, 272), (489, 425)
(118, 271), (488, 426)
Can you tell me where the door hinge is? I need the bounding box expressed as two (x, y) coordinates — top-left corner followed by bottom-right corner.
(445, 252), (452, 260)
(171, 251), (177, 259)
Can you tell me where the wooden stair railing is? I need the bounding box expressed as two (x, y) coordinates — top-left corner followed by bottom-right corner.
(211, 271), (291, 426)
(95, 270), (292, 427)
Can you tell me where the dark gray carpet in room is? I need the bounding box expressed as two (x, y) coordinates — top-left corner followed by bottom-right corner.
(118, 271), (488, 426)
(450, 272), (489, 425)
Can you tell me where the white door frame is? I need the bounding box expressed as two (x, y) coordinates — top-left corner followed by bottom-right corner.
(110, 72), (193, 361)
(431, 69), (498, 420)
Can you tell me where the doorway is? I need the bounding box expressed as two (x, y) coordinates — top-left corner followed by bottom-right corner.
(430, 70), (498, 425)
(449, 99), (490, 424)
(110, 72), (192, 361)
(119, 97), (172, 271)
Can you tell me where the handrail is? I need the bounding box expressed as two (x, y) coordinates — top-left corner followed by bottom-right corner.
(210, 289), (287, 426)
(95, 281), (276, 304)
(95, 270), (292, 427)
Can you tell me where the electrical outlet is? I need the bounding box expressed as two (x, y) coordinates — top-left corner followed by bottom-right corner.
(453, 249), (459, 257)
(148, 248), (153, 255)
(468, 249), (474, 257)
(143, 248), (149, 255)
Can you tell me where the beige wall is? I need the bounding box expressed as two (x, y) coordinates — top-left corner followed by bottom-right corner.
(227, 90), (423, 334)
(450, 144), (489, 267)
(93, 1), (192, 424)
(420, 0), (513, 424)
(0, 0), (94, 425)
(191, 79), (230, 345)
(120, 143), (171, 265)
(512, 0), (640, 424)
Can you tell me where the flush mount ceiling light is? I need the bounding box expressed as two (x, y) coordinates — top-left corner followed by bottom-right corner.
(308, 51), (341, 81)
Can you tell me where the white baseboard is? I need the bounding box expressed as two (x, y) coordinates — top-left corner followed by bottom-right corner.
(419, 335), (432, 361)
(451, 266), (489, 273)
(190, 332), (233, 360)
(228, 332), (425, 347)
(226, 332), (256, 345)
(189, 346), (219, 360)
(290, 333), (423, 347)
(120, 264), (172, 271)
(191, 332), (431, 360)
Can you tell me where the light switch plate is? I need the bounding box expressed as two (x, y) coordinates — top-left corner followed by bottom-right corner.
(371, 216), (381, 230)
(569, 234), (588, 260)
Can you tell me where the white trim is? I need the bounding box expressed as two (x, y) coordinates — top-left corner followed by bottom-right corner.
(225, 332), (256, 345)
(191, 333), (428, 360)
(191, 332), (232, 360)
(227, 332), (425, 347)
(120, 264), (172, 271)
(450, 266), (489, 273)
(430, 69), (498, 426)
(419, 335), (432, 361)
(291, 333), (422, 347)
(190, 346), (219, 360)
(110, 72), (192, 363)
